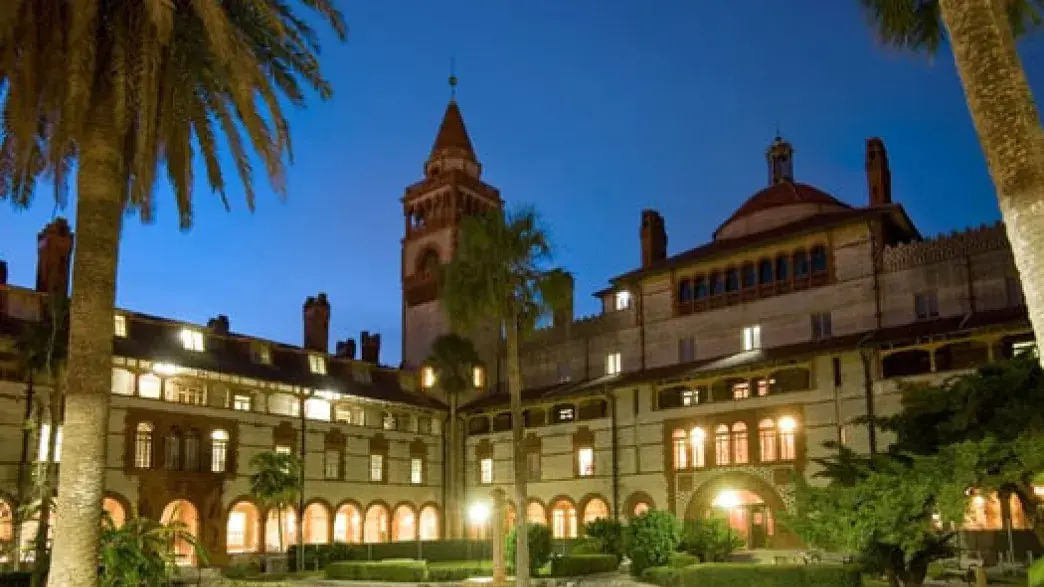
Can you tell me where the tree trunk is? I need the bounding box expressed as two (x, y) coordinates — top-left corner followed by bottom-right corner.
(45, 109), (123, 587)
(506, 316), (529, 587)
(33, 401), (60, 584)
(447, 392), (458, 539)
(937, 0), (1044, 365)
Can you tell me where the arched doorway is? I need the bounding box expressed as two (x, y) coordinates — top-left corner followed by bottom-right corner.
(391, 505), (416, 542)
(303, 502), (331, 544)
(264, 507), (298, 552)
(550, 498), (577, 539)
(526, 501), (546, 525)
(363, 504), (389, 543)
(418, 506), (439, 541)
(102, 497), (126, 528)
(582, 497), (610, 525)
(686, 473), (791, 549)
(334, 503), (362, 543)
(227, 501), (261, 554)
(161, 500), (200, 565)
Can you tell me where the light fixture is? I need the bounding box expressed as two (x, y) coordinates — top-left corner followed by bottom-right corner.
(778, 416), (798, 433)
(712, 490), (741, 509)
(468, 502), (490, 526)
(153, 363), (178, 376)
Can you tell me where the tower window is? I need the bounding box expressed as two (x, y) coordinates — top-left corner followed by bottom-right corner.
(605, 352), (622, 376)
(479, 457), (493, 484)
(742, 326), (762, 351)
(309, 354), (327, 375)
(114, 314), (128, 338)
(421, 366), (436, 389)
(577, 447), (594, 477)
(615, 291), (632, 310)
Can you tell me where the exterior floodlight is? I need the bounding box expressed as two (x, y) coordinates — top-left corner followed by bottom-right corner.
(469, 502), (490, 526)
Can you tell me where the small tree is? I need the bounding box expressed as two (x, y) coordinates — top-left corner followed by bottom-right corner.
(679, 517), (743, 562)
(249, 451), (302, 567)
(506, 523), (552, 574)
(627, 510), (680, 576)
(583, 518), (626, 562)
(98, 511), (207, 587)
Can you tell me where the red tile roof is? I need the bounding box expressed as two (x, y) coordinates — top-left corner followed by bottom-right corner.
(713, 181), (851, 239)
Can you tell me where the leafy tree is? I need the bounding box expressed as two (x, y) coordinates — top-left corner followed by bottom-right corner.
(626, 510), (681, 576)
(425, 333), (481, 539)
(858, 0), (1044, 368)
(441, 207), (572, 587)
(98, 510), (207, 587)
(249, 451), (302, 565)
(506, 523), (552, 574)
(678, 517), (743, 563)
(583, 518), (627, 562)
(0, 4), (346, 586)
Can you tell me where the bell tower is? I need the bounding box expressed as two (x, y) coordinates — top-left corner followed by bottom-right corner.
(401, 77), (502, 367)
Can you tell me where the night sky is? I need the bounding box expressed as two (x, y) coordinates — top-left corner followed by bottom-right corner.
(2, 1), (1044, 366)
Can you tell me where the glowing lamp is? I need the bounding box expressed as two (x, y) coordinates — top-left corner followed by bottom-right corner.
(712, 490), (741, 509)
(778, 416), (798, 433)
(468, 502), (490, 526)
(153, 362), (178, 376)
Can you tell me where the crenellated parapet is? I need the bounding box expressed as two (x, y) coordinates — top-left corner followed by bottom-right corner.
(526, 308), (634, 348)
(882, 221), (1009, 272)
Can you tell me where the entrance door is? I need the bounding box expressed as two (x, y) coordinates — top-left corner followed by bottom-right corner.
(749, 506), (768, 549)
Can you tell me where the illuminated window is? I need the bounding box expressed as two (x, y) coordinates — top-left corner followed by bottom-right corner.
(252, 343), (272, 365)
(369, 454), (384, 482)
(473, 366), (485, 388)
(138, 374), (161, 399)
(180, 328), (205, 352)
(672, 429), (687, 469)
(682, 389), (699, 406)
(742, 326), (761, 351)
(731, 422), (749, 464)
(411, 458), (423, 484)
(324, 450), (341, 480)
(334, 404), (354, 424)
(112, 368), (134, 395)
(615, 291), (632, 310)
(756, 378), (769, 397)
(606, 352), (622, 376)
(309, 354), (327, 375)
(168, 380), (206, 406)
(479, 457), (493, 484)
(135, 422), (154, 468)
(577, 447), (594, 477)
(382, 412), (397, 431)
(690, 426), (706, 468)
(37, 423), (62, 462)
(275, 445), (292, 456)
(304, 397), (331, 421)
(551, 501), (577, 538)
(211, 429), (229, 472)
(114, 314), (127, 338)
(557, 407), (575, 422)
(233, 394), (252, 411)
(759, 419), (777, 462)
(421, 366), (436, 389)
(732, 380), (750, 400)
(715, 425), (730, 466)
(779, 417), (797, 461)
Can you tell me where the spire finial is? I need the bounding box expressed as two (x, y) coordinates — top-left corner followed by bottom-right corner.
(448, 56), (458, 101)
(774, 121), (781, 140)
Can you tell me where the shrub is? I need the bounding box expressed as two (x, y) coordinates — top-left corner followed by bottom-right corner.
(549, 554), (619, 577)
(677, 564), (860, 587)
(926, 561), (945, 581)
(639, 566), (680, 587)
(568, 539), (602, 555)
(507, 523), (553, 573)
(1032, 557), (1044, 587)
(287, 542), (361, 570)
(324, 560), (427, 582)
(0, 572), (33, 587)
(221, 562), (259, 579)
(678, 517), (743, 562)
(627, 510), (681, 576)
(426, 561), (494, 581)
(583, 518), (626, 562)
(666, 552), (700, 568)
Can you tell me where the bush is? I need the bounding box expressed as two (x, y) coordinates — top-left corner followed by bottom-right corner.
(666, 552), (700, 568)
(677, 564), (860, 587)
(583, 518), (626, 562)
(926, 561), (945, 581)
(507, 523), (553, 573)
(549, 554), (619, 577)
(568, 539), (603, 555)
(639, 566), (681, 587)
(221, 561), (260, 579)
(324, 560), (427, 582)
(627, 510), (681, 576)
(427, 561), (493, 581)
(679, 517), (743, 562)
(287, 542), (361, 570)
(0, 572), (33, 587)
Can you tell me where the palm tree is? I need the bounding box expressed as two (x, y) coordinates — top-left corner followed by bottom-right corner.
(425, 333), (482, 539)
(441, 207), (571, 587)
(249, 450), (302, 569)
(0, 4), (346, 586)
(859, 0), (1044, 362)
(98, 510), (207, 587)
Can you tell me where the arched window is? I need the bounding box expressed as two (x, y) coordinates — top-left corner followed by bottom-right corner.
(775, 256), (789, 283)
(758, 419), (777, 462)
(135, 422), (154, 469)
(678, 279), (693, 303)
(794, 250), (810, 279)
(710, 272), (724, 296)
(550, 500), (577, 539)
(671, 429), (687, 469)
(183, 430), (200, 471)
(741, 263), (756, 289)
(731, 422), (749, 464)
(211, 429), (229, 472)
(779, 417), (798, 461)
(758, 259), (773, 284)
(165, 428), (182, 470)
(582, 499), (609, 524)
(725, 268), (740, 293)
(810, 246), (828, 274)
(694, 276), (708, 300)
(689, 427), (706, 468)
(714, 424), (730, 466)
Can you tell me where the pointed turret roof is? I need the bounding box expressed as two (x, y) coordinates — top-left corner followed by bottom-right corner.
(430, 100), (476, 161)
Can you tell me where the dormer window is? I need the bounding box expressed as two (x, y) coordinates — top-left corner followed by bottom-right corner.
(421, 366), (436, 389)
(472, 366), (485, 388)
(308, 353), (326, 375)
(615, 290), (632, 311)
(251, 342), (272, 365)
(180, 328), (205, 352)
(114, 314), (127, 338)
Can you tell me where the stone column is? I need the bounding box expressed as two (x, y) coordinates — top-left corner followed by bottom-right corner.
(492, 488), (506, 584)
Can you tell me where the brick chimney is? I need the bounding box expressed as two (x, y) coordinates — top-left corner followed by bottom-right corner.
(0, 260), (7, 285)
(360, 331), (381, 364)
(640, 210), (667, 269)
(207, 315), (230, 335)
(303, 293), (331, 353)
(866, 137), (892, 207)
(336, 338), (357, 359)
(553, 271), (574, 328)
(36, 218), (74, 296)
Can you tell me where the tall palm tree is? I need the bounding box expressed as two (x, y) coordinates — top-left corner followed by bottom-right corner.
(859, 0), (1044, 362)
(0, 4), (346, 586)
(249, 450), (302, 567)
(441, 207), (571, 587)
(426, 333), (482, 539)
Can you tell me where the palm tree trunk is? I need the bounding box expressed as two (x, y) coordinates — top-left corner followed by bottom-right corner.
(506, 316), (529, 587)
(46, 109), (123, 587)
(937, 0), (1044, 364)
(33, 396), (61, 582)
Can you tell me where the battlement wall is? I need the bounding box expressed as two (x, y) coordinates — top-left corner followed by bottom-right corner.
(883, 221), (1009, 271)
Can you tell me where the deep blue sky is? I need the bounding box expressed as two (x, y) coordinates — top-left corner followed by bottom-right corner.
(2, 1), (1044, 366)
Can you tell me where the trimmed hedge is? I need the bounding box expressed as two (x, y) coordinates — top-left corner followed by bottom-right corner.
(324, 560), (427, 582)
(550, 554), (619, 577)
(666, 552), (701, 568)
(675, 564), (860, 587)
(640, 566), (681, 587)
(427, 561), (494, 581)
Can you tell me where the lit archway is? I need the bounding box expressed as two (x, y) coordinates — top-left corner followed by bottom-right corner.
(363, 504), (389, 543)
(582, 498), (609, 524)
(686, 472), (793, 549)
(227, 501), (261, 554)
(102, 497), (126, 528)
(526, 501), (546, 525)
(419, 506), (439, 541)
(0, 498), (12, 563)
(334, 503), (362, 543)
(265, 507), (298, 552)
(392, 504), (416, 542)
(550, 499), (577, 539)
(303, 502), (330, 544)
(160, 500), (200, 565)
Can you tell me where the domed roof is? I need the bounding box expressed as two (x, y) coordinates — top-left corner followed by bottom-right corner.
(714, 180), (851, 240)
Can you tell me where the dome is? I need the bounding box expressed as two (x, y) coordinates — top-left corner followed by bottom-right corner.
(714, 181), (851, 241)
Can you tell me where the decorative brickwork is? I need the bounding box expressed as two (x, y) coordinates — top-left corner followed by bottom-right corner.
(883, 222), (1009, 271)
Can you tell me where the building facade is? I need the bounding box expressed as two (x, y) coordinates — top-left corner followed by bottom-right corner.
(0, 95), (1037, 564)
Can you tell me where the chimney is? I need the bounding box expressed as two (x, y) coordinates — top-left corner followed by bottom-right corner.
(36, 218), (74, 296)
(303, 293), (331, 353)
(207, 315), (230, 335)
(335, 338), (357, 359)
(360, 331), (381, 364)
(553, 272), (575, 328)
(0, 260), (7, 285)
(640, 210), (668, 269)
(866, 137), (892, 207)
